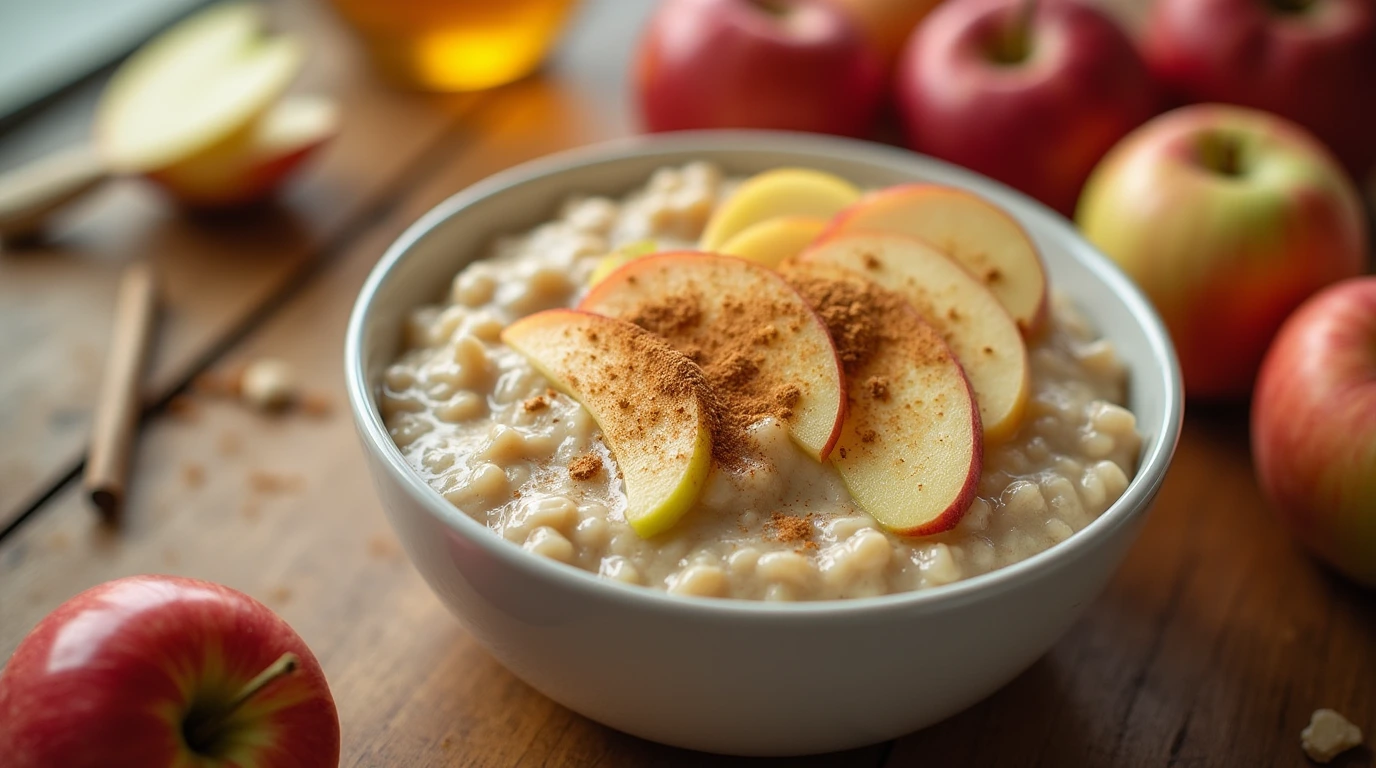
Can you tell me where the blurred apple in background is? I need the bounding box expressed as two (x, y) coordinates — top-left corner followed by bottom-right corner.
(0, 575), (339, 768)
(893, 0), (1157, 216)
(1252, 277), (1376, 588)
(823, 0), (945, 65)
(1144, 0), (1376, 182)
(635, 0), (885, 137)
(1077, 104), (1368, 399)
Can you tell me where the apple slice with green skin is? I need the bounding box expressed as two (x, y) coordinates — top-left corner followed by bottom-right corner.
(96, 2), (304, 175)
(699, 168), (860, 250)
(580, 252), (846, 461)
(783, 261), (982, 535)
(822, 184), (1048, 334)
(502, 309), (714, 538)
(800, 232), (1031, 442)
(717, 215), (828, 267)
(587, 239), (660, 286)
(149, 95), (338, 208)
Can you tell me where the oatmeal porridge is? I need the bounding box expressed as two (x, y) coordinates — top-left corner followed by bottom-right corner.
(382, 162), (1142, 601)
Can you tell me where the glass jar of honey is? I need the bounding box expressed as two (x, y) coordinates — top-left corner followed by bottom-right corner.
(329, 0), (577, 91)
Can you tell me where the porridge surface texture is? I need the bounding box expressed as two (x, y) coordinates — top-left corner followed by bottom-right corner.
(383, 162), (1143, 601)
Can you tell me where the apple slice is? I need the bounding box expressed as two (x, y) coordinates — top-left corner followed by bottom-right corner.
(699, 168), (860, 250)
(801, 233), (1030, 442)
(717, 215), (828, 267)
(587, 239), (660, 286)
(822, 185), (1048, 334)
(580, 252), (846, 461)
(502, 310), (714, 538)
(148, 95), (338, 207)
(783, 262), (982, 535)
(96, 2), (305, 175)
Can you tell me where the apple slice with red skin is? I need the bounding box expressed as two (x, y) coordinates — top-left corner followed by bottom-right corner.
(800, 232), (1031, 443)
(580, 251), (846, 461)
(783, 261), (983, 536)
(822, 184), (1049, 335)
(502, 309), (715, 538)
(148, 95), (338, 208)
(0, 575), (339, 768)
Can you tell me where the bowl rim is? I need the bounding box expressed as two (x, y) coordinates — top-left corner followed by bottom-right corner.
(345, 130), (1183, 620)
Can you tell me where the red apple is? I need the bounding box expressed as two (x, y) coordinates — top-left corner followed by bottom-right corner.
(893, 0), (1158, 215)
(635, 0), (886, 137)
(0, 575), (339, 768)
(1076, 104), (1369, 399)
(1144, 0), (1376, 181)
(1252, 277), (1376, 588)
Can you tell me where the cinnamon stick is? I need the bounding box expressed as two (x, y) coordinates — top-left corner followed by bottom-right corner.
(85, 262), (159, 519)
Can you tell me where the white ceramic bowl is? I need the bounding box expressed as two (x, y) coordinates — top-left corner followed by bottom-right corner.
(345, 131), (1183, 757)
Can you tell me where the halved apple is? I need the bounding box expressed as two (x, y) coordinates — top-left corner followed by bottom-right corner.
(699, 168), (859, 251)
(800, 233), (1030, 442)
(717, 215), (828, 267)
(96, 2), (304, 175)
(782, 262), (982, 535)
(822, 185), (1048, 334)
(580, 252), (846, 461)
(501, 310), (714, 538)
(148, 96), (338, 207)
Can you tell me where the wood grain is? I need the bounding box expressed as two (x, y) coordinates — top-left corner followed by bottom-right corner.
(0, 0), (480, 531)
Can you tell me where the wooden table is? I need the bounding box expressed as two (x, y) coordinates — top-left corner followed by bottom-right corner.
(1, 1), (1372, 766)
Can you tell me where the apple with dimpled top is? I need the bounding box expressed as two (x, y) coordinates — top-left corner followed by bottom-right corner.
(1076, 104), (1368, 399)
(893, 0), (1158, 215)
(0, 575), (339, 768)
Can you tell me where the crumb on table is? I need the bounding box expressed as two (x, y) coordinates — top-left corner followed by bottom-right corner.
(1302, 708), (1364, 764)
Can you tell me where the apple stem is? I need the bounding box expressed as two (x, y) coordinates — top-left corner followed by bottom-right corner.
(1199, 133), (1244, 177)
(1004, 0), (1038, 62)
(187, 652), (299, 751)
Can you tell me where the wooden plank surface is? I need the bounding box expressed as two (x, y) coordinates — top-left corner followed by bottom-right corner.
(0, 0), (479, 531)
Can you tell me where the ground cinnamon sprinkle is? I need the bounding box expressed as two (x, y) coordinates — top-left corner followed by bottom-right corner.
(567, 320), (729, 464)
(523, 394), (549, 412)
(783, 263), (945, 372)
(769, 511), (813, 543)
(568, 453), (601, 480)
(866, 376), (890, 401)
(609, 276), (825, 467)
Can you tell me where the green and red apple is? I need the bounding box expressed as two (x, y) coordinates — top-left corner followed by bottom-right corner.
(1076, 104), (1369, 399)
(0, 575), (339, 768)
(1252, 277), (1376, 588)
